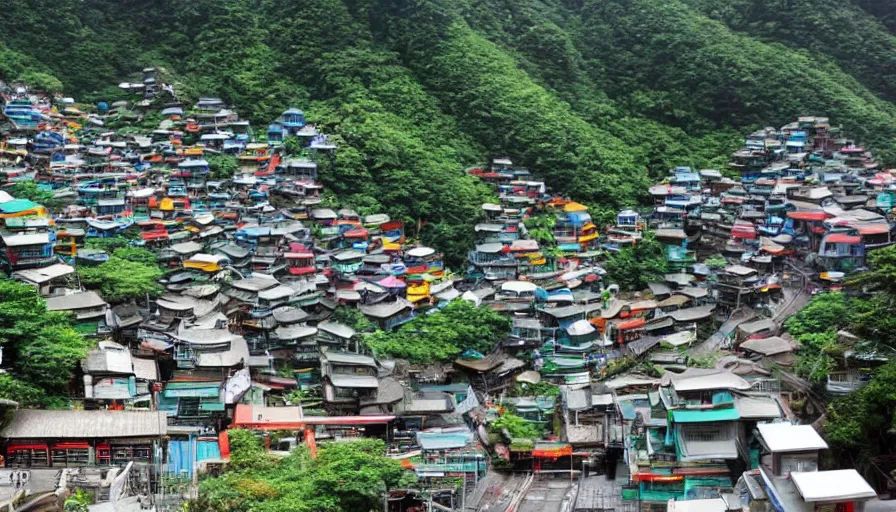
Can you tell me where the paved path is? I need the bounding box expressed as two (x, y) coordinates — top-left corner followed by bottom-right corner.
(518, 479), (576, 512)
(687, 308), (754, 356)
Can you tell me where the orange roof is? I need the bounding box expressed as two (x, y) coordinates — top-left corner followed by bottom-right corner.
(787, 211), (827, 221)
(855, 223), (889, 235)
(617, 318), (646, 330)
(563, 201), (589, 213)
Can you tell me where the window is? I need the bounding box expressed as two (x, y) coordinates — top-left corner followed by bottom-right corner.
(178, 397), (201, 417)
(51, 448), (89, 466)
(644, 480), (684, 493)
(111, 445), (153, 465)
(97, 446), (111, 465)
(7, 447), (49, 468)
(684, 426), (731, 443)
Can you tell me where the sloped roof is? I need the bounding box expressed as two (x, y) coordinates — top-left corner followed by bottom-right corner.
(322, 351), (377, 367)
(12, 263), (74, 284)
(757, 423), (827, 453)
(359, 300), (410, 318)
(733, 394), (781, 419)
(455, 353), (504, 372)
(46, 291), (107, 311)
(229, 275), (279, 292)
(740, 336), (792, 356)
(318, 321), (355, 339)
(1, 410), (168, 438)
(661, 368), (751, 392)
(791, 470), (876, 502)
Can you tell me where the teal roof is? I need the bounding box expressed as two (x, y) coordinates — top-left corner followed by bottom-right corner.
(0, 199), (39, 214)
(166, 381), (222, 389)
(619, 401), (637, 421)
(164, 382), (221, 398)
(418, 433), (471, 451)
(671, 407), (739, 423)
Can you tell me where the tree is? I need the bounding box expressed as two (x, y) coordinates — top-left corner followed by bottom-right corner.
(0, 279), (89, 400)
(206, 153), (239, 180)
(112, 246), (158, 266)
(0, 374), (45, 406)
(826, 360), (896, 465)
(330, 306), (373, 333)
(365, 300), (511, 363)
(603, 232), (668, 291)
(193, 430), (414, 512)
(78, 257), (163, 303)
(85, 236), (130, 252)
(784, 292), (854, 337)
(16, 324), (90, 391)
(849, 244), (896, 296)
(8, 182), (56, 208)
(524, 214), (556, 244)
(490, 412), (541, 438)
(19, 71), (63, 93)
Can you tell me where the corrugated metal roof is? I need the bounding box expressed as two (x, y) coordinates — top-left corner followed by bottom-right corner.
(1, 410), (167, 438)
(417, 432), (471, 451)
(46, 291), (107, 311)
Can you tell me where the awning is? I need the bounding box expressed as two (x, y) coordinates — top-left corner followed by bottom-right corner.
(532, 442), (572, 458)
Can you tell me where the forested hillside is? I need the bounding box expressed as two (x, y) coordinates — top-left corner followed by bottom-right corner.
(3, 0), (896, 245)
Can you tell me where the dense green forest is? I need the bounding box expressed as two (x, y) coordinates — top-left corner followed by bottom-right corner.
(3, 0), (896, 260)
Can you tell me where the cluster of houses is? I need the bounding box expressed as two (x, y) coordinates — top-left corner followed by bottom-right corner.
(0, 75), (888, 512)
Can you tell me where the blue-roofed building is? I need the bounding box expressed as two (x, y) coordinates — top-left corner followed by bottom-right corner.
(267, 123), (284, 144)
(622, 368), (783, 504)
(279, 108), (306, 134)
(415, 430), (486, 492)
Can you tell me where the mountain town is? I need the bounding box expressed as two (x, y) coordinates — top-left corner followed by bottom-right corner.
(0, 62), (894, 512)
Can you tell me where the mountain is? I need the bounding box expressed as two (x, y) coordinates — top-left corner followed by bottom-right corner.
(3, 0), (896, 263)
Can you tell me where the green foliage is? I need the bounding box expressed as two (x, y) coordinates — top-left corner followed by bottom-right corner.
(85, 236), (130, 252)
(227, 429), (276, 472)
(365, 301), (511, 363)
(330, 306), (374, 333)
(79, 256), (163, 303)
(826, 360), (896, 462)
(17, 324), (91, 391)
(683, 0), (896, 104)
(20, 71), (63, 93)
(509, 381), (560, 398)
(490, 412), (541, 439)
(0, 279), (89, 396)
(603, 232), (668, 290)
(686, 353), (719, 369)
(0, 374), (45, 406)
(784, 292), (854, 337)
(850, 244), (896, 295)
(64, 489), (93, 512)
(112, 246), (158, 266)
(281, 137), (306, 156)
(794, 330), (839, 384)
(524, 215), (557, 244)
(573, 0), (896, 162)
(196, 431), (414, 512)
(206, 153), (239, 180)
(703, 254), (727, 269)
(8, 182), (57, 208)
(784, 294), (858, 383)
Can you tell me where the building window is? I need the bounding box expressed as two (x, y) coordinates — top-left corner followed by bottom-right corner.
(51, 448), (89, 466)
(7, 448), (49, 468)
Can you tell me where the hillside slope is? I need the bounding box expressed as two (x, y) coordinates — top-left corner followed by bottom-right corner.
(2, 0), (896, 239)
